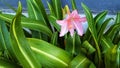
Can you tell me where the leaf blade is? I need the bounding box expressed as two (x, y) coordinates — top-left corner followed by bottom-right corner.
(0, 14), (52, 37)
(10, 2), (41, 68)
(28, 38), (73, 68)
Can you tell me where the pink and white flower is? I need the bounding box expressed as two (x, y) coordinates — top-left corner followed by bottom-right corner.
(57, 10), (86, 37)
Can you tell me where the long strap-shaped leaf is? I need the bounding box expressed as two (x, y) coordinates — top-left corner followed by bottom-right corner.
(82, 41), (96, 55)
(51, 0), (63, 19)
(101, 37), (114, 53)
(65, 33), (81, 56)
(71, 0), (77, 10)
(10, 2), (41, 68)
(0, 14), (52, 37)
(105, 23), (120, 39)
(81, 3), (102, 67)
(27, 38), (73, 68)
(0, 59), (21, 68)
(98, 18), (113, 42)
(94, 11), (108, 32)
(26, 0), (50, 26)
(69, 54), (95, 68)
(0, 20), (16, 61)
(105, 12), (120, 40)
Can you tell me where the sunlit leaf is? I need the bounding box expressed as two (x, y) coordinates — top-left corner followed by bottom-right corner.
(115, 12), (120, 24)
(98, 18), (113, 42)
(89, 63), (96, 68)
(94, 11), (108, 32)
(26, 0), (52, 39)
(105, 45), (120, 68)
(28, 38), (73, 68)
(48, 15), (60, 31)
(105, 13), (120, 40)
(26, 0), (50, 25)
(113, 12), (120, 44)
(105, 23), (120, 40)
(0, 14), (52, 37)
(63, 5), (70, 16)
(81, 3), (102, 66)
(71, 0), (77, 10)
(51, 0), (63, 19)
(65, 33), (81, 55)
(10, 2), (41, 68)
(47, 1), (55, 16)
(0, 20), (17, 61)
(81, 3), (97, 43)
(69, 54), (94, 68)
(82, 41), (96, 55)
(101, 37), (114, 53)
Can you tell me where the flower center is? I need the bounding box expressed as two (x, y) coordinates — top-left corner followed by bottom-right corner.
(68, 24), (73, 29)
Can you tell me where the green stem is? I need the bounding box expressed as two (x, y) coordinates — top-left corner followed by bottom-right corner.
(94, 38), (102, 68)
(72, 33), (76, 56)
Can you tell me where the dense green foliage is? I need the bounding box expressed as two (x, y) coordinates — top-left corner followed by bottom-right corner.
(0, 0), (120, 68)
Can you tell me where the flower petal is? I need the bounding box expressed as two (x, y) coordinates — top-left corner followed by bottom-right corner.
(71, 10), (78, 17)
(69, 28), (74, 37)
(79, 17), (86, 22)
(56, 20), (65, 25)
(59, 22), (68, 37)
(73, 22), (83, 36)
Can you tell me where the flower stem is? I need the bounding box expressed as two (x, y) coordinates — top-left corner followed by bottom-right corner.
(72, 33), (76, 56)
(94, 38), (102, 68)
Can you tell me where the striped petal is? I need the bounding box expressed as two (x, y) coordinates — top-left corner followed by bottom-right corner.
(69, 28), (74, 37)
(59, 22), (68, 37)
(73, 21), (83, 36)
(79, 17), (86, 22)
(56, 20), (65, 25)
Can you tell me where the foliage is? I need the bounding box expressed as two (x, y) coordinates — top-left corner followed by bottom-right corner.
(0, 0), (120, 68)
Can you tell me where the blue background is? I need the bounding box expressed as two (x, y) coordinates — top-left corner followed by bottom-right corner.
(0, 0), (120, 14)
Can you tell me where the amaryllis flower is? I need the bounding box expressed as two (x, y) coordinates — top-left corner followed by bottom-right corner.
(56, 10), (86, 37)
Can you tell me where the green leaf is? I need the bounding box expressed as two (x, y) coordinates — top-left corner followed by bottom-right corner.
(65, 33), (81, 55)
(69, 54), (94, 68)
(81, 3), (97, 42)
(26, 0), (52, 39)
(71, 0), (77, 10)
(51, 0), (63, 19)
(0, 20), (16, 61)
(94, 11), (108, 32)
(0, 14), (52, 37)
(81, 3), (102, 66)
(26, 0), (50, 25)
(89, 63), (96, 68)
(113, 31), (120, 44)
(47, 1), (56, 16)
(105, 12), (120, 40)
(82, 41), (96, 55)
(105, 45), (120, 68)
(115, 12), (120, 24)
(113, 12), (120, 44)
(117, 43), (120, 68)
(105, 23), (120, 40)
(0, 59), (21, 68)
(48, 15), (60, 31)
(28, 38), (73, 68)
(10, 2), (41, 68)
(98, 18), (113, 42)
(50, 32), (58, 45)
(101, 37), (114, 53)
